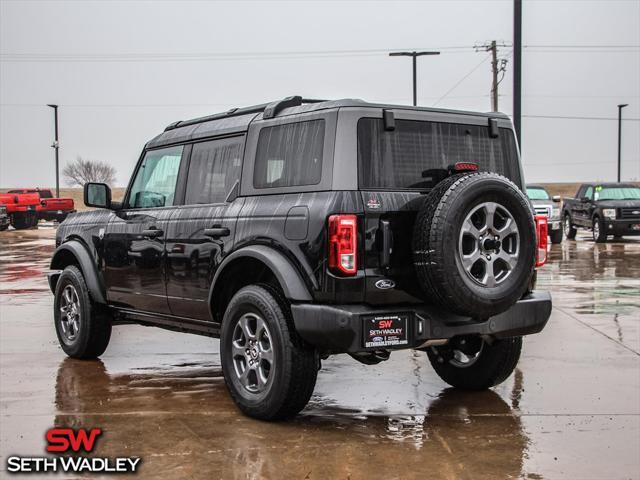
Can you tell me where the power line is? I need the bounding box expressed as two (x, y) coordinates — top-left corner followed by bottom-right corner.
(432, 55), (491, 107)
(0, 46), (474, 63)
(524, 44), (639, 49)
(0, 95), (493, 108)
(523, 114), (640, 121)
(1, 44), (638, 63)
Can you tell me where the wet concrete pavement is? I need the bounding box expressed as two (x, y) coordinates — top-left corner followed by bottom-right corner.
(1, 227), (639, 479)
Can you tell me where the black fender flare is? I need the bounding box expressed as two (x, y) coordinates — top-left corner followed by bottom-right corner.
(49, 240), (107, 304)
(208, 245), (313, 308)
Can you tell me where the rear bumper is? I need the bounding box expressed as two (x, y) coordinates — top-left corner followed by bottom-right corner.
(604, 219), (640, 235)
(38, 209), (75, 220)
(291, 291), (552, 354)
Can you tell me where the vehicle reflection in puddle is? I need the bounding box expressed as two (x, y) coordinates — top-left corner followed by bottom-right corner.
(1, 223), (639, 479)
(538, 235), (640, 352)
(53, 357), (528, 479)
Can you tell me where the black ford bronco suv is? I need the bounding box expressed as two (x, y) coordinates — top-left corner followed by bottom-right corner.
(48, 97), (552, 420)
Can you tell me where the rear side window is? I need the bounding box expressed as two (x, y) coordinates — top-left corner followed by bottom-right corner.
(253, 120), (325, 189)
(184, 137), (244, 204)
(358, 118), (521, 190)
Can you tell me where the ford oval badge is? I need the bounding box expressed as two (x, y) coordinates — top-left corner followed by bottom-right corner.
(375, 279), (395, 290)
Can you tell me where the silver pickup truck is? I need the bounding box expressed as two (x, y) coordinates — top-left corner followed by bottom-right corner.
(526, 184), (563, 244)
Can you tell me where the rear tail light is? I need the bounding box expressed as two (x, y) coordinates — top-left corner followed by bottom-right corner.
(328, 214), (357, 276)
(535, 215), (548, 267)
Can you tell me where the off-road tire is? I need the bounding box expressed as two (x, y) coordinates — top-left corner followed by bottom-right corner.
(221, 284), (318, 420)
(564, 213), (577, 239)
(54, 265), (112, 359)
(592, 216), (607, 243)
(10, 212), (38, 230)
(549, 227), (563, 244)
(427, 336), (522, 390)
(413, 172), (536, 318)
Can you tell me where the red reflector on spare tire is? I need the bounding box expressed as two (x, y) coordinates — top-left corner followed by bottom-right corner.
(452, 162), (479, 172)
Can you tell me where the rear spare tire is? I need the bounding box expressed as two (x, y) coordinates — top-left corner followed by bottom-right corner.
(412, 172), (536, 318)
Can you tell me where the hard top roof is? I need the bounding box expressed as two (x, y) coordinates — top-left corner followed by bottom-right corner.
(147, 96), (511, 149)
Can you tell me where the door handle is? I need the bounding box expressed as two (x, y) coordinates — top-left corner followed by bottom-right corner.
(142, 227), (163, 238)
(204, 226), (230, 238)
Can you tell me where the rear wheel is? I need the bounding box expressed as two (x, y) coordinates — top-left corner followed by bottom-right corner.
(427, 336), (522, 390)
(54, 266), (112, 359)
(221, 284), (318, 420)
(592, 216), (607, 243)
(10, 212), (38, 230)
(549, 227), (563, 244)
(564, 214), (577, 239)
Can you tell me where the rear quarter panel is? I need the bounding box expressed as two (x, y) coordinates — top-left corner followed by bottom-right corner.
(235, 191), (364, 303)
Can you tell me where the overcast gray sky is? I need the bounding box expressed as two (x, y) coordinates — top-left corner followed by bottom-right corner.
(1, 0), (639, 188)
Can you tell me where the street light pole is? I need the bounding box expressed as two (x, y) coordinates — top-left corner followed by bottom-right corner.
(617, 103), (628, 182)
(389, 51), (440, 106)
(47, 104), (60, 198)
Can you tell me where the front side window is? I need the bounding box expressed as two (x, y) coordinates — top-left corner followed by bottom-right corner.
(584, 186), (594, 200)
(128, 145), (183, 208)
(358, 118), (521, 190)
(253, 119), (325, 189)
(184, 137), (244, 205)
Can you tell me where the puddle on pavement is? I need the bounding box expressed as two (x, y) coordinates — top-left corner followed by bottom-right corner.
(1, 226), (639, 479)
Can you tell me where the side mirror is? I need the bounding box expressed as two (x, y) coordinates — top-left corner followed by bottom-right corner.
(84, 182), (112, 209)
(581, 197), (590, 203)
(552, 195), (561, 203)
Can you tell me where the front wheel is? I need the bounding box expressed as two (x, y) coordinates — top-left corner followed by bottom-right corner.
(592, 216), (607, 243)
(221, 284), (318, 420)
(427, 336), (522, 390)
(54, 266), (112, 359)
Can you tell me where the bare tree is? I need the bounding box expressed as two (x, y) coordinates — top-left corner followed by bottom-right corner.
(63, 157), (116, 187)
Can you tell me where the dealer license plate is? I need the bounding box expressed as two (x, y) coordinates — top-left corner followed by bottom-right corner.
(363, 314), (409, 348)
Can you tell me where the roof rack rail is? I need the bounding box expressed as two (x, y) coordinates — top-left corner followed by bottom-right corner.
(164, 103), (269, 131)
(164, 96), (328, 131)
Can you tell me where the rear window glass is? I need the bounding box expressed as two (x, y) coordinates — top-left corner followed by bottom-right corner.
(253, 119), (325, 189)
(526, 187), (549, 200)
(357, 118), (521, 190)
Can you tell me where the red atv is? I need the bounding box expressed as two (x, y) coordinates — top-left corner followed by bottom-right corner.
(7, 189), (75, 223)
(0, 192), (40, 229)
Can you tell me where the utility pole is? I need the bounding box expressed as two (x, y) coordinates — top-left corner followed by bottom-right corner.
(617, 103), (628, 182)
(514, 0), (522, 145)
(47, 104), (60, 198)
(389, 50), (440, 106)
(476, 41), (509, 112)
(490, 41), (499, 112)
